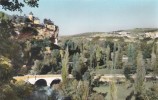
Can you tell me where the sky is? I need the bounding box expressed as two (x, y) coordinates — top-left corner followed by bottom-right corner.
(1, 0), (158, 36)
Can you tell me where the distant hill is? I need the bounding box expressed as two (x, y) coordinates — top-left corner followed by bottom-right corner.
(71, 32), (105, 37)
(58, 28), (158, 44)
(116, 28), (158, 33)
(64, 28), (158, 37)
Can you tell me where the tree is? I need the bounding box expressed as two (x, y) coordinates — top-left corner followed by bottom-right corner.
(0, 56), (25, 100)
(124, 43), (136, 80)
(0, 18), (23, 73)
(115, 43), (123, 69)
(146, 84), (158, 100)
(95, 45), (102, 68)
(0, 0), (39, 11)
(140, 40), (152, 59)
(127, 43), (136, 68)
(106, 45), (111, 69)
(72, 53), (88, 80)
(0, 11), (9, 20)
(30, 60), (42, 75)
(0, 56), (13, 85)
(61, 47), (69, 84)
(72, 53), (81, 80)
(64, 39), (80, 56)
(112, 42), (116, 70)
(151, 46), (156, 74)
(89, 44), (97, 69)
(109, 80), (117, 100)
(0, 1), (44, 99)
(104, 41), (114, 52)
(135, 50), (146, 99)
(153, 44), (158, 76)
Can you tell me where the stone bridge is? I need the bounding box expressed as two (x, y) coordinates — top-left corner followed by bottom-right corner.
(14, 74), (65, 86)
(14, 74), (158, 86)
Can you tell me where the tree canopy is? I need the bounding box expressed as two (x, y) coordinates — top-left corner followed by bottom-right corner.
(0, 0), (39, 11)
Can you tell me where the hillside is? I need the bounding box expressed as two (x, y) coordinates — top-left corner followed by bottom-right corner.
(59, 28), (158, 44)
(66, 28), (158, 37)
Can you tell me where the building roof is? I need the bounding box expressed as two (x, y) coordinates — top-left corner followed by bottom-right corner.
(34, 17), (39, 20)
(44, 19), (54, 25)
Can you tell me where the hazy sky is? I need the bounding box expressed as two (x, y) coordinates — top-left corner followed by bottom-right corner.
(1, 0), (158, 35)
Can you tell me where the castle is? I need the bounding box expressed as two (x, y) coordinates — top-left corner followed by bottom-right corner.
(12, 12), (59, 45)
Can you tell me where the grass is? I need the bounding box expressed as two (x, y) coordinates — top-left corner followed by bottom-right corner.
(93, 83), (133, 100)
(93, 81), (155, 100)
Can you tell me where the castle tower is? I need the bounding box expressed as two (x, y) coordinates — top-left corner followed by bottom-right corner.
(28, 12), (33, 21)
